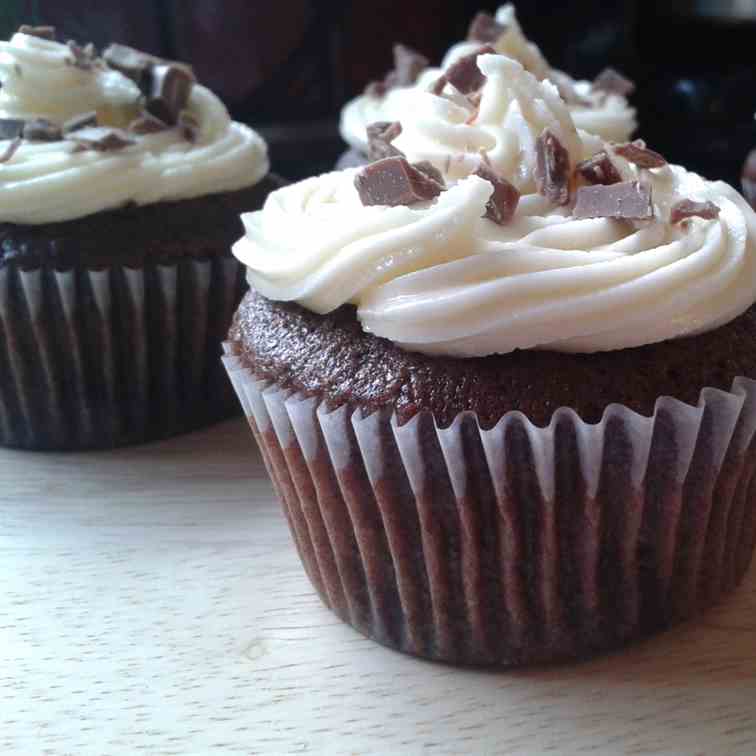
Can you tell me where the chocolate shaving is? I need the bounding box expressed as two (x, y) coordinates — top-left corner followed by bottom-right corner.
(66, 40), (99, 71)
(102, 43), (160, 88)
(413, 160), (445, 187)
(62, 111), (97, 135)
(18, 25), (55, 41)
(128, 112), (170, 135)
(614, 140), (667, 169)
(535, 129), (571, 205)
(593, 67), (636, 97)
(22, 118), (62, 142)
(145, 64), (195, 126)
(444, 45), (495, 95)
(354, 156), (443, 207)
(573, 181), (653, 220)
(366, 120), (404, 162)
(474, 161), (520, 225)
(0, 137), (22, 164)
(430, 75), (447, 96)
(0, 118), (27, 140)
(67, 126), (135, 152)
(179, 111), (199, 142)
(467, 12), (507, 44)
(670, 199), (720, 224)
(743, 149), (756, 209)
(576, 150), (623, 185)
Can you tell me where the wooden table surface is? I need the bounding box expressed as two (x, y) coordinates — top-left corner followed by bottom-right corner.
(2, 417), (756, 756)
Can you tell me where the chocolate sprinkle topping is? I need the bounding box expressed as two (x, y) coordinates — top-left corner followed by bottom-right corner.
(573, 181), (653, 220)
(614, 140), (667, 168)
(67, 126), (136, 152)
(413, 160), (445, 187)
(22, 118), (62, 142)
(467, 12), (507, 43)
(430, 75), (448, 96)
(535, 129), (571, 206)
(474, 161), (520, 225)
(128, 112), (170, 135)
(0, 118), (27, 141)
(576, 150), (623, 185)
(669, 199), (720, 225)
(0, 137), (22, 164)
(145, 64), (195, 126)
(18, 25), (55, 41)
(366, 120), (404, 162)
(443, 45), (495, 95)
(593, 67), (636, 97)
(62, 111), (97, 135)
(102, 43), (159, 88)
(354, 156), (443, 207)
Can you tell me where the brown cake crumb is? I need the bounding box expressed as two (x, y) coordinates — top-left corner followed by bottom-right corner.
(229, 290), (756, 428)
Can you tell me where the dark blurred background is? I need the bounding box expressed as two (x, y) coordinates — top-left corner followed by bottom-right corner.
(3, 1), (755, 185)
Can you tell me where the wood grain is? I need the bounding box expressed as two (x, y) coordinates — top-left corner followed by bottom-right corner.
(2, 417), (755, 755)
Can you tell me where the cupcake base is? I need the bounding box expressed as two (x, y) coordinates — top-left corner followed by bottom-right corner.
(0, 257), (245, 450)
(223, 345), (756, 666)
(0, 177), (285, 450)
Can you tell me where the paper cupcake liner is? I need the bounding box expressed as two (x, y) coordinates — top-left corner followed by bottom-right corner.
(0, 258), (245, 450)
(222, 346), (756, 666)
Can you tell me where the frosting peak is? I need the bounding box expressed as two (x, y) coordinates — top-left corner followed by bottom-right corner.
(339, 4), (637, 153)
(393, 54), (585, 190)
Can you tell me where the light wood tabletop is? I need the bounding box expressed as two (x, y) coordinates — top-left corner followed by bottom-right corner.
(2, 417), (756, 756)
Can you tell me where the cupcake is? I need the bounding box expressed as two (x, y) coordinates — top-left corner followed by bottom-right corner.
(224, 51), (756, 666)
(337, 4), (637, 169)
(0, 25), (282, 450)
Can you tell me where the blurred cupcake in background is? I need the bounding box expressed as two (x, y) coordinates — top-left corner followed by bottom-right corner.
(0, 25), (282, 450)
(337, 4), (637, 169)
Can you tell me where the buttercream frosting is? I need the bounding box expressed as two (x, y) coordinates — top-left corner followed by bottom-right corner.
(339, 4), (636, 153)
(236, 53), (756, 357)
(0, 31), (269, 224)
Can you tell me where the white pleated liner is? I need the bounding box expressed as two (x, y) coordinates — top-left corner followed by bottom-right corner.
(0, 258), (245, 450)
(223, 346), (756, 665)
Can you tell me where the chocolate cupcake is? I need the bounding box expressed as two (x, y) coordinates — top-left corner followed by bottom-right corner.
(225, 51), (756, 665)
(337, 4), (637, 169)
(0, 26), (282, 450)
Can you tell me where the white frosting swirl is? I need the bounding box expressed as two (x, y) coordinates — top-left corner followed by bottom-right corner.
(392, 54), (589, 190)
(0, 32), (269, 224)
(339, 4), (636, 152)
(236, 163), (756, 356)
(235, 49), (756, 357)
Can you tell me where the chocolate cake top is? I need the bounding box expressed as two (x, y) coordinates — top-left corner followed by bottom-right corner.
(229, 289), (756, 428)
